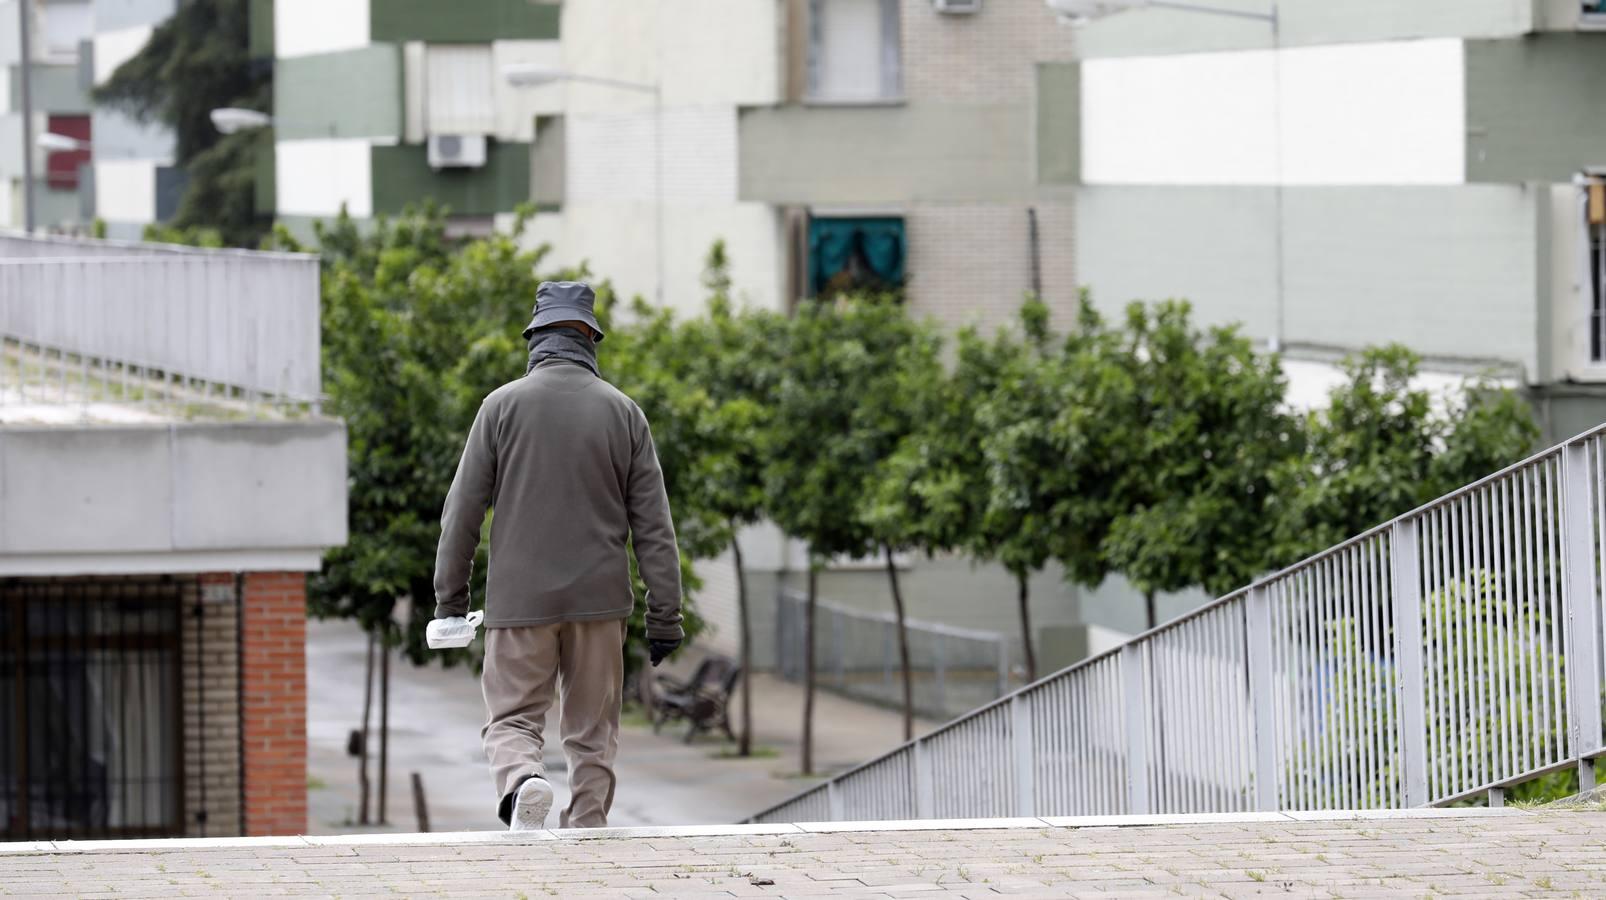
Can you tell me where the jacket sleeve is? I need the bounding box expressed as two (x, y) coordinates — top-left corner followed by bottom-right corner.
(433, 398), (499, 619)
(625, 407), (685, 641)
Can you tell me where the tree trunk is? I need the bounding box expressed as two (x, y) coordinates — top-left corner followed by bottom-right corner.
(378, 624), (391, 825)
(732, 532), (753, 757)
(884, 545), (914, 742)
(1144, 589), (1158, 632)
(358, 629), (375, 825)
(802, 564), (817, 776)
(1017, 573), (1037, 684)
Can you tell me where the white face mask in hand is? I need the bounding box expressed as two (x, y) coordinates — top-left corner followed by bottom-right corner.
(426, 610), (484, 649)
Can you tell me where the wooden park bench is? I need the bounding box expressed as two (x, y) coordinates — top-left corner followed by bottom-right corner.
(651, 654), (742, 744)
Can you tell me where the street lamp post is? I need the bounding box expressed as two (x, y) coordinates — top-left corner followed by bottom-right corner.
(504, 65), (665, 307)
(1046, 0), (1285, 351)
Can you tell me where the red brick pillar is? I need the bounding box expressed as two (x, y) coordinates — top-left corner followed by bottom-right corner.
(240, 571), (309, 836)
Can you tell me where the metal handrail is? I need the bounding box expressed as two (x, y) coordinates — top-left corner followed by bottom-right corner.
(749, 421), (1606, 823)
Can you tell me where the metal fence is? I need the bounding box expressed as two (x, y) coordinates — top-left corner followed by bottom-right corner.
(751, 424), (1606, 823)
(0, 239), (322, 413)
(775, 589), (1013, 720)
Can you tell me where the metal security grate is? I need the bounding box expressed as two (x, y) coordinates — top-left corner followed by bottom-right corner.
(1, 577), (184, 840)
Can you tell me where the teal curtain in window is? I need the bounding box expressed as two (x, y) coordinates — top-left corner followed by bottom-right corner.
(809, 217), (906, 296)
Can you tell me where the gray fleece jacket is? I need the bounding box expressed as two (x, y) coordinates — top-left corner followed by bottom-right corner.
(432, 358), (684, 641)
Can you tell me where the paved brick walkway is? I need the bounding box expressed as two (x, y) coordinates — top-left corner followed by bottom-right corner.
(4, 809), (1604, 898)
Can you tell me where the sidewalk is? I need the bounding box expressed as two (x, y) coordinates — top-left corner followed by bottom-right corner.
(307, 618), (936, 833)
(13, 809), (1602, 898)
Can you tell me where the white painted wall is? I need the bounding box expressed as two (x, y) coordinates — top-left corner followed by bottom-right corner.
(1082, 38), (1466, 186)
(93, 158), (158, 222)
(275, 139), (373, 217)
(491, 40), (563, 141)
(275, 0), (369, 59)
(93, 24), (154, 85)
(559, 0), (781, 113)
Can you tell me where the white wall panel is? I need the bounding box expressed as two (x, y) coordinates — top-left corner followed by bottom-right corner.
(92, 25), (153, 86)
(274, 139), (372, 217)
(1083, 38), (1466, 186)
(275, 0), (369, 58)
(567, 106), (738, 204)
(519, 202), (785, 316)
(93, 159), (157, 222)
(492, 40), (563, 141)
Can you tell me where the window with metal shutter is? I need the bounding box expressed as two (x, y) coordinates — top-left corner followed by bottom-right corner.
(425, 44), (496, 136)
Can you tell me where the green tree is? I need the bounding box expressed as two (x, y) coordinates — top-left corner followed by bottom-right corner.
(673, 242), (785, 755)
(765, 297), (925, 768)
(867, 298), (1053, 683)
(1098, 301), (1300, 627)
(95, 0), (270, 247)
(1269, 346), (1539, 566)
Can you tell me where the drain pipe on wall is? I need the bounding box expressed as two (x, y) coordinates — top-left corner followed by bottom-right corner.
(1027, 207), (1042, 298)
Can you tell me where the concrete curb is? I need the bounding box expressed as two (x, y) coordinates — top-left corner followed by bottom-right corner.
(0, 806), (1538, 854)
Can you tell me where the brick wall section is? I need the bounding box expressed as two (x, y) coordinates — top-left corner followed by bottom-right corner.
(239, 571), (309, 836)
(183, 574), (243, 837)
(900, 0), (1078, 104)
(905, 202), (1077, 334)
(894, 2), (1080, 331)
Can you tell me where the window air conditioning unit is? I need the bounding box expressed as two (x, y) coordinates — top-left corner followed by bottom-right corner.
(428, 134), (487, 170)
(933, 0), (981, 13)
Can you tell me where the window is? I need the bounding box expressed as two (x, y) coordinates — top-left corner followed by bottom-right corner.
(44, 114), (90, 192)
(425, 44), (496, 136)
(807, 0), (902, 103)
(1584, 1), (1606, 27)
(1, 578), (183, 840)
(808, 216), (906, 298)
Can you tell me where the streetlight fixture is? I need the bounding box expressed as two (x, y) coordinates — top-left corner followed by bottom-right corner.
(1046, 0), (1285, 350)
(503, 65), (665, 307)
(1046, 0), (1275, 26)
(37, 132), (92, 152)
(209, 107), (274, 135)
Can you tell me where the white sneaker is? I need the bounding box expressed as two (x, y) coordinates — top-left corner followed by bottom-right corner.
(510, 776), (553, 832)
(426, 610), (484, 649)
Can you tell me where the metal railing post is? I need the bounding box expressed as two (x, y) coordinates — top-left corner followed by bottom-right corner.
(1390, 518), (1429, 806)
(1121, 643), (1152, 814)
(1245, 585), (1279, 811)
(1011, 694), (1035, 816)
(912, 738), (934, 819)
(1561, 443), (1603, 770)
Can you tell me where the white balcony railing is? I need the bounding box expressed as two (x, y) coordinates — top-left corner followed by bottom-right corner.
(752, 423), (1606, 822)
(0, 234), (321, 418)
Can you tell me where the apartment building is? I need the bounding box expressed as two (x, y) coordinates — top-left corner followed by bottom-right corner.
(1051, 0), (1606, 443)
(1, 0), (92, 231)
(269, 0), (561, 240)
(1, 232), (347, 839)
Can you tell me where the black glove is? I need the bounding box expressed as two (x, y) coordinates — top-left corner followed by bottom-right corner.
(649, 638), (681, 667)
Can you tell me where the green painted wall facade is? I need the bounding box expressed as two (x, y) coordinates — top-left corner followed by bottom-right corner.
(9, 63), (88, 114)
(369, 0), (560, 43)
(370, 141), (531, 216)
(738, 103), (1036, 205)
(1036, 63), (1078, 186)
(274, 45), (402, 141)
(1466, 33), (1606, 183)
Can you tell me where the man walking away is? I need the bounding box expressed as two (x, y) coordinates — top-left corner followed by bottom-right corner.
(430, 281), (684, 831)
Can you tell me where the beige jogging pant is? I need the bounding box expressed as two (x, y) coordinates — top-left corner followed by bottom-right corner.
(481, 618), (626, 829)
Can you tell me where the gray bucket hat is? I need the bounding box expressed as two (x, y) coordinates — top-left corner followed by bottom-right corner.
(522, 281), (605, 342)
